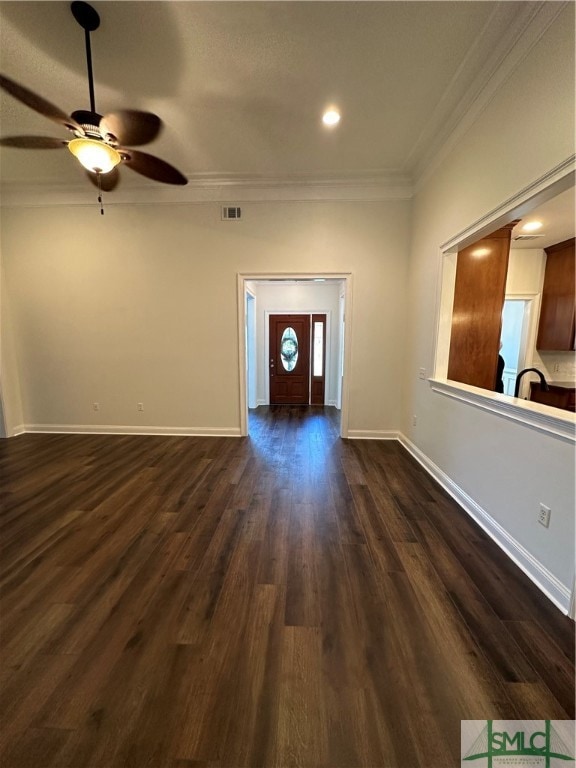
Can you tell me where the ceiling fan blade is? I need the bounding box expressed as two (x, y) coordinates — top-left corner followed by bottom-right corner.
(0, 74), (82, 134)
(122, 150), (187, 185)
(100, 111), (162, 147)
(0, 136), (68, 149)
(86, 167), (120, 192)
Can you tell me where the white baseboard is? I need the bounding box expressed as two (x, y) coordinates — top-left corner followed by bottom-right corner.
(347, 429), (401, 440)
(399, 434), (573, 616)
(253, 400), (340, 407)
(20, 424), (242, 438)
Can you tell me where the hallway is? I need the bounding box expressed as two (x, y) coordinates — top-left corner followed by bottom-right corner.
(0, 406), (573, 767)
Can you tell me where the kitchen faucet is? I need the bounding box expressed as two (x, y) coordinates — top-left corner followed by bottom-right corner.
(513, 367), (550, 398)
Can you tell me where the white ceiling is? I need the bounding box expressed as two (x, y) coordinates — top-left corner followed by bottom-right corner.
(0, 1), (552, 195)
(511, 186), (575, 251)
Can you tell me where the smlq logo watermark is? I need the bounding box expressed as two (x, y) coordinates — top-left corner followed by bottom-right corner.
(461, 720), (575, 768)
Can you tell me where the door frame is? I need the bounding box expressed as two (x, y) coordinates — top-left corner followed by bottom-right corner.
(237, 272), (353, 438)
(246, 289), (257, 409)
(502, 292), (541, 398)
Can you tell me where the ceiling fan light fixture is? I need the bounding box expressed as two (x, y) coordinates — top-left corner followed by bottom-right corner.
(322, 108), (341, 127)
(68, 137), (121, 173)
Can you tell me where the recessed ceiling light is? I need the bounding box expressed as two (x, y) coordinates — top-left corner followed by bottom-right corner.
(322, 109), (341, 127)
(522, 221), (543, 232)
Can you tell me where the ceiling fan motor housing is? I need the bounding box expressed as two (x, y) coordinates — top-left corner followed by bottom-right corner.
(71, 110), (107, 139)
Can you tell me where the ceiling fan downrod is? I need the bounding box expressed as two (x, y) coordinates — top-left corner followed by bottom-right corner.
(70, 1), (100, 114)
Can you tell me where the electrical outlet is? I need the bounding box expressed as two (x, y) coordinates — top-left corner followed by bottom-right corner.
(418, 368), (426, 380)
(137, 402), (144, 412)
(538, 503), (551, 528)
(553, 363), (561, 373)
(412, 415), (417, 426)
(93, 402), (99, 411)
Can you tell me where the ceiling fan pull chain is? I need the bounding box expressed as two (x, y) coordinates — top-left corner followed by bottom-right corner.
(97, 171), (104, 215)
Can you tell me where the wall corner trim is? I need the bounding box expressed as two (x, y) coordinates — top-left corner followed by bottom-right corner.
(398, 433), (573, 615)
(8, 424), (26, 438)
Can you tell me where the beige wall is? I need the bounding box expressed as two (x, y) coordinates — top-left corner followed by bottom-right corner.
(505, 248), (545, 296)
(1, 199), (410, 434)
(406, 6), (575, 596)
(0, 249), (23, 436)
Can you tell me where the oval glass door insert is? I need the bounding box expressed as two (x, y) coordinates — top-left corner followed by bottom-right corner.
(280, 327), (299, 371)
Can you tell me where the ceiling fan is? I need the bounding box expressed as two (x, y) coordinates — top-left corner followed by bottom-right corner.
(0, 1), (188, 196)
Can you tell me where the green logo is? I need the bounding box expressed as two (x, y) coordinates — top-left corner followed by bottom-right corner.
(462, 720), (574, 767)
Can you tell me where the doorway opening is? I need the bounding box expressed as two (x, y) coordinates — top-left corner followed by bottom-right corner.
(500, 296), (539, 397)
(237, 273), (352, 437)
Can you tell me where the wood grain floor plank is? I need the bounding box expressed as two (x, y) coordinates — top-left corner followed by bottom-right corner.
(503, 619), (575, 715)
(412, 517), (544, 686)
(0, 406), (573, 768)
(284, 503), (321, 628)
(272, 625), (328, 768)
(256, 487), (291, 586)
(0, 726), (72, 768)
(0, 653), (78, 751)
(33, 532), (197, 731)
(329, 470), (365, 545)
(212, 583), (278, 768)
(57, 572), (197, 768)
(1, 602), (75, 668)
(502, 682), (572, 719)
(393, 541), (523, 716)
(170, 545), (264, 763)
(347, 483), (405, 573)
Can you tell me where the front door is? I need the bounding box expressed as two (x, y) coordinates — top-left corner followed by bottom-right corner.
(269, 314), (310, 404)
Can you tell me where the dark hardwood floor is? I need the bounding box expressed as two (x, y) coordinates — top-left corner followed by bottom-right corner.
(0, 406), (573, 768)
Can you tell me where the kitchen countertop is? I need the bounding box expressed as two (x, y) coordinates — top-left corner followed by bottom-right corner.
(543, 381), (576, 389)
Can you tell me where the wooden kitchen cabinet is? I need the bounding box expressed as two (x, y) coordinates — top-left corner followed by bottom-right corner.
(529, 381), (576, 412)
(536, 238), (575, 351)
(447, 222), (516, 390)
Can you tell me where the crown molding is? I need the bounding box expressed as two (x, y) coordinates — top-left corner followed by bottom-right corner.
(0, 171), (413, 208)
(440, 156), (575, 253)
(413, 1), (569, 190)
